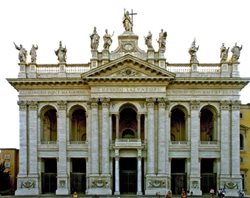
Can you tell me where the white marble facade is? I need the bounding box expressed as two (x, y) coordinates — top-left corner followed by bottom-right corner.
(8, 13), (249, 196)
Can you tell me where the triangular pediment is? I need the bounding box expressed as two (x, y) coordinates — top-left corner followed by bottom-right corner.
(81, 54), (175, 81)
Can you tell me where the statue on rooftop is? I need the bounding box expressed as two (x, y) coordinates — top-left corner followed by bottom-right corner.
(123, 10), (133, 32)
(157, 29), (167, 51)
(90, 27), (100, 50)
(103, 29), (113, 50)
(14, 42), (27, 64)
(189, 39), (199, 64)
(220, 43), (229, 63)
(30, 44), (38, 63)
(230, 43), (242, 64)
(145, 31), (153, 49)
(55, 41), (67, 63)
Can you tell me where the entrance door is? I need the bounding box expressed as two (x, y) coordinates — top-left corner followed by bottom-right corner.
(70, 158), (86, 194)
(201, 159), (217, 194)
(42, 158), (57, 194)
(120, 158), (137, 194)
(171, 159), (187, 194)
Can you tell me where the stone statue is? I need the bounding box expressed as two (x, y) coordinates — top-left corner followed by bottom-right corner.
(157, 29), (167, 51)
(220, 43), (229, 63)
(103, 29), (113, 50)
(30, 44), (38, 63)
(14, 42), (27, 63)
(55, 41), (67, 63)
(145, 31), (153, 49)
(123, 10), (133, 32)
(90, 27), (100, 50)
(230, 43), (242, 64)
(189, 39), (199, 64)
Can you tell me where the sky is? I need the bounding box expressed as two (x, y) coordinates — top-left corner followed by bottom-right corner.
(1, 0), (250, 148)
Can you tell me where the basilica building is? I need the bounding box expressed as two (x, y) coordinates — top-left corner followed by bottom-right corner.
(8, 11), (249, 196)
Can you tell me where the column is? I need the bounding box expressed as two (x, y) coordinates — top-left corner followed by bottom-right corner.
(231, 101), (242, 191)
(165, 103), (171, 187)
(231, 101), (240, 176)
(189, 101), (202, 195)
(115, 114), (119, 139)
(146, 98), (155, 175)
(114, 153), (120, 195)
(101, 98), (110, 175)
(158, 99), (166, 174)
(17, 101), (28, 176)
(220, 101), (230, 177)
(56, 101), (69, 195)
(15, 101), (28, 195)
(137, 150), (142, 195)
(90, 99), (99, 174)
(137, 114), (141, 139)
(28, 101), (38, 177)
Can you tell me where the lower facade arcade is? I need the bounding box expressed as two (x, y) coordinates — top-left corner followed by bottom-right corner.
(15, 99), (242, 196)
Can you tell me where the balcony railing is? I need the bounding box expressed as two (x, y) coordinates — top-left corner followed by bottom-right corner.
(114, 138), (143, 148)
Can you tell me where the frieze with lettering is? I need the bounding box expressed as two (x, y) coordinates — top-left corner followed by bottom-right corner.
(92, 86), (165, 93)
(19, 89), (87, 96)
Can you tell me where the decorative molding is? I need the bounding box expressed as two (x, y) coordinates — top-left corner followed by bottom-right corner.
(191, 180), (199, 188)
(57, 101), (67, 110)
(190, 100), (200, 110)
(110, 68), (146, 77)
(231, 100), (241, 110)
(146, 98), (156, 107)
(28, 101), (38, 110)
(224, 181), (238, 189)
(147, 179), (166, 188)
(90, 177), (110, 188)
(220, 100), (230, 110)
(21, 180), (35, 189)
(17, 101), (27, 111)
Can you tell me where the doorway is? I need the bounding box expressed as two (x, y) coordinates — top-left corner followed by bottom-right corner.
(70, 158), (86, 194)
(171, 159), (187, 194)
(120, 158), (137, 194)
(41, 158), (57, 194)
(201, 159), (217, 194)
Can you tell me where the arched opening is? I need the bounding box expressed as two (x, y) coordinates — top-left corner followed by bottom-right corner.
(70, 107), (86, 142)
(171, 107), (186, 141)
(119, 105), (138, 139)
(41, 106), (57, 143)
(200, 107), (217, 141)
(122, 129), (135, 138)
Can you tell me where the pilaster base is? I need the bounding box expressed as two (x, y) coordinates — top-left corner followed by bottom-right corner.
(87, 188), (112, 195)
(56, 175), (69, 195)
(15, 175), (39, 195)
(145, 175), (169, 195)
(87, 174), (112, 195)
(219, 177), (242, 197)
(189, 177), (202, 196)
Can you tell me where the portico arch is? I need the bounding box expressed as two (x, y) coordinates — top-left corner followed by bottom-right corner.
(40, 105), (57, 143)
(69, 105), (87, 142)
(200, 105), (218, 141)
(119, 104), (138, 139)
(170, 105), (188, 141)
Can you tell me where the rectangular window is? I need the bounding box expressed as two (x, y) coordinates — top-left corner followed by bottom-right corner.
(240, 113), (243, 118)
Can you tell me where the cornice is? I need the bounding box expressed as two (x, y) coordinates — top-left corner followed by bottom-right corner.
(7, 78), (85, 90)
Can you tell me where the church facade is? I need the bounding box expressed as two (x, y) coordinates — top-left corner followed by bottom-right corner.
(8, 11), (249, 196)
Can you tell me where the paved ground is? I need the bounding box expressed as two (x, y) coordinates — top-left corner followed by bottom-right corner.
(0, 195), (214, 198)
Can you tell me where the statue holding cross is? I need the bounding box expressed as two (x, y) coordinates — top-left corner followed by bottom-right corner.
(123, 9), (137, 32)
